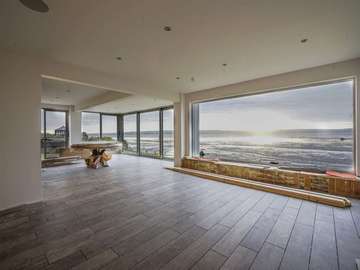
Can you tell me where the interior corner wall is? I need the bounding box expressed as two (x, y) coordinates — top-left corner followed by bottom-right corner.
(183, 58), (360, 175)
(0, 51), (43, 211)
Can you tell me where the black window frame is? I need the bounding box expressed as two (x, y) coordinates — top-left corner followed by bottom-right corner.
(121, 106), (174, 160)
(81, 111), (120, 142)
(80, 106), (174, 160)
(41, 108), (69, 160)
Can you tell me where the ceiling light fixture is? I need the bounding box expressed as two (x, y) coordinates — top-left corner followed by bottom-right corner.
(301, 38), (308, 43)
(19, 0), (49, 13)
(176, 77), (180, 80)
(222, 63), (227, 67)
(163, 26), (172, 32)
(116, 56), (122, 61)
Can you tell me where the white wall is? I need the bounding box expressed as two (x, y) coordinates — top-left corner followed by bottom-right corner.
(0, 51), (43, 211)
(177, 58), (360, 175)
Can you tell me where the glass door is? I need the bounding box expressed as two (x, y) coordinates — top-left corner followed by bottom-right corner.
(41, 109), (69, 160)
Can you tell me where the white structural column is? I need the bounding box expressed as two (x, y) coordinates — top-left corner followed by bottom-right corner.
(69, 108), (82, 145)
(173, 94), (186, 167)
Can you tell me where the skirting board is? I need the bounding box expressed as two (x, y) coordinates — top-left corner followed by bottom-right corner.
(167, 166), (351, 208)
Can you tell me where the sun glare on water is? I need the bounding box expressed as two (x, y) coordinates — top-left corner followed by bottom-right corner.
(241, 135), (284, 145)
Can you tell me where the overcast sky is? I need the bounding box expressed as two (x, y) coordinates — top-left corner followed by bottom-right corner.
(199, 80), (353, 132)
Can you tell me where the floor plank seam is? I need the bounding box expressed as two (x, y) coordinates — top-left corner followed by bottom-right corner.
(270, 200), (303, 270)
(350, 207), (360, 238)
(332, 207), (341, 270)
(306, 204), (318, 270)
(185, 234), (228, 270)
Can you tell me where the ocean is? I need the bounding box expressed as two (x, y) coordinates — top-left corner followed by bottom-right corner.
(102, 129), (353, 173)
(199, 129), (353, 173)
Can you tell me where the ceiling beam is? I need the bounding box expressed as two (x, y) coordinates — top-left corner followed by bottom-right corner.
(74, 91), (130, 111)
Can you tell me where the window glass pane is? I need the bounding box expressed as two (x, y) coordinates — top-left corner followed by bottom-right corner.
(82, 112), (100, 141)
(163, 109), (174, 159)
(196, 80), (354, 173)
(123, 114), (137, 152)
(102, 115), (117, 141)
(140, 111), (160, 157)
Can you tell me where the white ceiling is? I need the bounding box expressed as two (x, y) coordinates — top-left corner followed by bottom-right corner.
(1, 0), (360, 96)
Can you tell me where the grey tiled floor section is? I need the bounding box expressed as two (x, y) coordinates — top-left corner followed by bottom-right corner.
(1, 154), (360, 270)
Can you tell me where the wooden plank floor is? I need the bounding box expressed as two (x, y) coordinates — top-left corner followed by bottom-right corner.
(0, 154), (360, 270)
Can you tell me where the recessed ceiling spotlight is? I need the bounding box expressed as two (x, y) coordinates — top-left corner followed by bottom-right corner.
(176, 76), (180, 80)
(19, 0), (49, 13)
(222, 63), (227, 67)
(116, 56), (122, 61)
(163, 26), (172, 32)
(301, 38), (308, 43)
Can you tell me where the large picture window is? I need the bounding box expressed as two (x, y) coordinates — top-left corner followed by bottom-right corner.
(123, 114), (137, 153)
(140, 111), (160, 157)
(192, 80), (354, 173)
